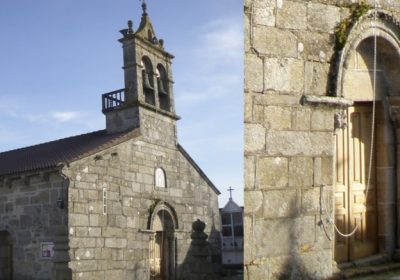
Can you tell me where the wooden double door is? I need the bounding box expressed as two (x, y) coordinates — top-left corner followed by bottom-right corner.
(335, 104), (378, 263)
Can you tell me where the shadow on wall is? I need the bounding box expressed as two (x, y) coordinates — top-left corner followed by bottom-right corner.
(177, 219), (221, 280)
(275, 197), (315, 280)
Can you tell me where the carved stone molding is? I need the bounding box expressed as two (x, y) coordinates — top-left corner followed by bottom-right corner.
(334, 111), (348, 130)
(388, 96), (400, 128)
(301, 95), (354, 107)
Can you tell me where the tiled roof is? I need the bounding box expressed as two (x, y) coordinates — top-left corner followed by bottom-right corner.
(0, 129), (139, 177)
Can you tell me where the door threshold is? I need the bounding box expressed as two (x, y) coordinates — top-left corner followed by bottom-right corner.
(332, 260), (400, 279)
(337, 254), (389, 269)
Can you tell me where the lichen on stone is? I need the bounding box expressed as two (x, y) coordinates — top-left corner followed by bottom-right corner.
(148, 198), (162, 215)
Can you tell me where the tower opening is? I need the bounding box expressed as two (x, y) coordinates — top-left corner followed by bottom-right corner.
(142, 56), (156, 106)
(157, 65), (170, 111)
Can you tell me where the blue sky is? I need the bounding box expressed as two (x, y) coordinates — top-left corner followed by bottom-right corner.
(0, 1), (243, 206)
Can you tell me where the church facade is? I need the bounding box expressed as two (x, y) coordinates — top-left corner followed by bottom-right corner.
(245, 0), (400, 279)
(0, 5), (220, 280)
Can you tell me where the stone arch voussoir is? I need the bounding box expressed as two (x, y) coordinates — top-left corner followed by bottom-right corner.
(335, 9), (400, 97)
(148, 201), (179, 231)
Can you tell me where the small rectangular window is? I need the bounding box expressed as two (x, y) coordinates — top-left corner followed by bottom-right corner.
(232, 212), (243, 225)
(102, 188), (107, 215)
(221, 213), (231, 225)
(234, 225), (243, 237)
(222, 226), (232, 237)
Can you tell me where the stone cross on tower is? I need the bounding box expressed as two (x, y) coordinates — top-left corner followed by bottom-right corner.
(227, 186), (234, 200)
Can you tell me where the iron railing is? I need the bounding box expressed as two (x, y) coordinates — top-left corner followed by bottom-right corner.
(102, 88), (125, 112)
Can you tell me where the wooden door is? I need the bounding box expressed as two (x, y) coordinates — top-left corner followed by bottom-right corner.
(150, 232), (163, 280)
(335, 104), (378, 262)
(0, 231), (12, 280)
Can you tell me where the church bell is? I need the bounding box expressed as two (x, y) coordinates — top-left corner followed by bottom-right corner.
(143, 71), (154, 90)
(157, 78), (167, 95)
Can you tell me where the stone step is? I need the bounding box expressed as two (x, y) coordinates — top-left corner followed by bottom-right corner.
(331, 262), (400, 279)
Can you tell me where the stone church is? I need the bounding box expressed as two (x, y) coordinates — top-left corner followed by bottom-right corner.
(245, 0), (400, 279)
(0, 4), (221, 280)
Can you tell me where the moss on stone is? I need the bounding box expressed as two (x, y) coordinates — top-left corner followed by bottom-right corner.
(335, 2), (372, 51)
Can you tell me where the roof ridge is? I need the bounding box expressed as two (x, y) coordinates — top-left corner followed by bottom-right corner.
(67, 129), (140, 163)
(0, 128), (140, 177)
(0, 129), (105, 156)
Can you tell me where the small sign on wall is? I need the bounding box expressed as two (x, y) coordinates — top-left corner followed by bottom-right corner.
(40, 242), (54, 259)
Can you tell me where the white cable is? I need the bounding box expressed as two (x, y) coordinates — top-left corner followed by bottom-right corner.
(365, 0), (378, 206)
(321, 187), (359, 238)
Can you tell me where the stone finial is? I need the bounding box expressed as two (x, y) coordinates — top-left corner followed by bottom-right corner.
(192, 219), (206, 232)
(152, 36), (158, 44)
(127, 20), (133, 34)
(191, 219), (208, 246)
(141, 0), (148, 16)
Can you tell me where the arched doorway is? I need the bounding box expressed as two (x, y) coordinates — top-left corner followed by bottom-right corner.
(335, 15), (400, 262)
(149, 203), (177, 280)
(0, 231), (13, 280)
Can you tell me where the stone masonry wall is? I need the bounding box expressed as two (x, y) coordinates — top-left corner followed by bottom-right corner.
(245, 0), (400, 279)
(0, 173), (67, 279)
(139, 107), (177, 148)
(63, 134), (220, 280)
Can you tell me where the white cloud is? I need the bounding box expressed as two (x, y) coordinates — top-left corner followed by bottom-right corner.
(0, 95), (20, 117)
(52, 111), (81, 122)
(0, 96), (86, 124)
(175, 17), (242, 107)
(177, 75), (239, 104)
(182, 135), (242, 154)
(198, 18), (243, 61)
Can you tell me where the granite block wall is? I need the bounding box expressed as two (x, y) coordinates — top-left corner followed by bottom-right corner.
(244, 0), (400, 279)
(0, 173), (67, 279)
(64, 132), (220, 279)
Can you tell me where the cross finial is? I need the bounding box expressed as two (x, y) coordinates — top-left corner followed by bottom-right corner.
(140, 0), (147, 16)
(227, 186), (234, 200)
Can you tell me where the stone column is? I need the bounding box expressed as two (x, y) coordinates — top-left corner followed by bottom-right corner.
(149, 233), (156, 280)
(394, 126), (400, 259)
(388, 101), (400, 259)
(168, 234), (176, 280)
(375, 115), (396, 257)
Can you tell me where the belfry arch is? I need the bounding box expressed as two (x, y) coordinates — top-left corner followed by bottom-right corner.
(334, 11), (400, 262)
(149, 202), (178, 280)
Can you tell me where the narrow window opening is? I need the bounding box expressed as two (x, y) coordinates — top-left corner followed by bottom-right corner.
(102, 187), (107, 215)
(155, 167), (167, 188)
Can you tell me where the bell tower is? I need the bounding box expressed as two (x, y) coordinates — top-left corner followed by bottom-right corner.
(102, 2), (179, 146)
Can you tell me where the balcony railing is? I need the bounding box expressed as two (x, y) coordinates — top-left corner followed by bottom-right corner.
(102, 88), (125, 112)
